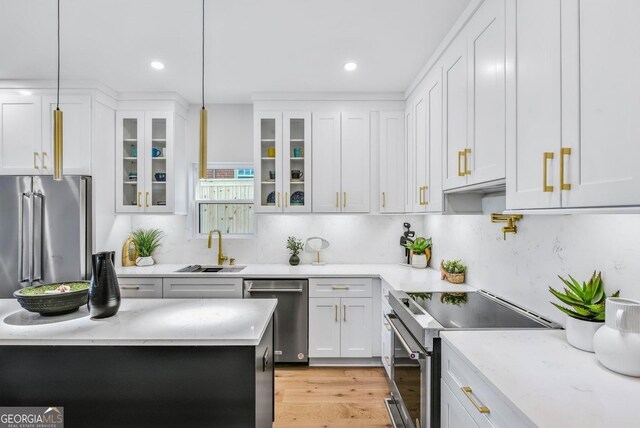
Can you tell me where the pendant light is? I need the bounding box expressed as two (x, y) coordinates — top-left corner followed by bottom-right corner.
(53, 0), (63, 181)
(198, 0), (208, 180)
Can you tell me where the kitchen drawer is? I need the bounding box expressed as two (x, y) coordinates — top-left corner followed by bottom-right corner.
(381, 281), (393, 313)
(162, 278), (243, 298)
(118, 277), (162, 298)
(442, 341), (528, 428)
(309, 278), (372, 298)
(381, 316), (392, 377)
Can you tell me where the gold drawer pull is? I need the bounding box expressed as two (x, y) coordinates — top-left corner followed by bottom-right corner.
(543, 152), (554, 192)
(464, 148), (471, 175)
(285, 192), (288, 208)
(336, 192), (339, 208)
(560, 147), (571, 190)
(137, 192), (142, 207)
(343, 304), (347, 322)
(34, 152), (40, 171)
(457, 151), (465, 176)
(121, 285), (141, 290)
(461, 386), (490, 414)
(334, 304), (338, 322)
(145, 192), (150, 208)
(343, 192), (347, 208)
(42, 152), (48, 170)
(331, 286), (349, 290)
(382, 192), (386, 208)
(277, 192), (281, 207)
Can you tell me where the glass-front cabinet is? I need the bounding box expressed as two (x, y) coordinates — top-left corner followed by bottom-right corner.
(116, 111), (174, 213)
(254, 111), (311, 213)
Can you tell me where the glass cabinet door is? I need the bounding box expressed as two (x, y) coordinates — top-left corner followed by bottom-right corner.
(144, 113), (173, 212)
(255, 113), (282, 212)
(116, 112), (145, 212)
(283, 112), (311, 212)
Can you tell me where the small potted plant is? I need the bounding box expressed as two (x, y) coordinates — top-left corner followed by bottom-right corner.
(441, 259), (466, 284)
(404, 237), (432, 269)
(286, 236), (304, 266)
(130, 228), (164, 266)
(549, 271), (619, 352)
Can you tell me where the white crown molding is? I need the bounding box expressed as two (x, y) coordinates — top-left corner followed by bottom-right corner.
(251, 92), (405, 102)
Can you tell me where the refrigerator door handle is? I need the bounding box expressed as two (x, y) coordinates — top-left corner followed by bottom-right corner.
(32, 192), (45, 282)
(17, 192), (31, 283)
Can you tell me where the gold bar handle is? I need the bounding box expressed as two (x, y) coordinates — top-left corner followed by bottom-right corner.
(464, 148), (471, 175)
(343, 304), (347, 322)
(137, 192), (142, 207)
(461, 386), (490, 414)
(41, 152), (48, 170)
(277, 192), (281, 207)
(336, 192), (339, 208)
(334, 305), (338, 322)
(560, 147), (571, 190)
(382, 192), (386, 208)
(543, 152), (554, 192)
(145, 192), (149, 208)
(423, 186), (429, 205)
(457, 151), (465, 176)
(418, 186), (423, 205)
(285, 192), (288, 208)
(33, 152), (40, 171)
(343, 192), (346, 208)
(331, 285), (349, 290)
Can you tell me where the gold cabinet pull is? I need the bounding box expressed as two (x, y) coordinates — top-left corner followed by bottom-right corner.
(33, 152), (40, 171)
(285, 192), (288, 208)
(41, 152), (48, 170)
(145, 192), (150, 208)
(343, 304), (347, 322)
(464, 148), (471, 175)
(457, 151), (465, 176)
(543, 152), (554, 192)
(137, 192), (142, 207)
(277, 192), (281, 207)
(418, 186), (423, 205)
(336, 192), (339, 208)
(382, 192), (386, 208)
(461, 386), (490, 414)
(334, 305), (338, 322)
(423, 186), (429, 205)
(560, 147), (571, 190)
(343, 192), (347, 208)
(331, 285), (349, 290)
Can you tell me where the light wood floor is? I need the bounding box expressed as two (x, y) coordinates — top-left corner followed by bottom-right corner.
(274, 366), (393, 428)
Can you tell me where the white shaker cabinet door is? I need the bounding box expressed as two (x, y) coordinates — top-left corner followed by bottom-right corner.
(562, 0), (640, 207)
(425, 67), (444, 212)
(506, 0), (562, 210)
(312, 113), (341, 212)
(340, 112), (370, 213)
(441, 380), (480, 428)
(340, 298), (372, 358)
(308, 297), (341, 358)
(413, 91), (428, 213)
(379, 111), (405, 213)
(0, 96), (42, 175)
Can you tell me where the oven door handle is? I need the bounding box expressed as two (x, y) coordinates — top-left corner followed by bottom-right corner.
(384, 314), (426, 360)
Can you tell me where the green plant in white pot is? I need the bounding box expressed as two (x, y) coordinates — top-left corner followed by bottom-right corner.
(403, 237), (432, 269)
(549, 271), (619, 352)
(130, 228), (164, 267)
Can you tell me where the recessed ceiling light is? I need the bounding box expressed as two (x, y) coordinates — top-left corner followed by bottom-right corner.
(150, 61), (165, 70)
(18, 90), (33, 96)
(344, 62), (358, 72)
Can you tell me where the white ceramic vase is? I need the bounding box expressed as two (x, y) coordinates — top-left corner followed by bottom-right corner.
(565, 316), (603, 352)
(411, 253), (428, 269)
(594, 298), (640, 377)
(135, 256), (155, 267)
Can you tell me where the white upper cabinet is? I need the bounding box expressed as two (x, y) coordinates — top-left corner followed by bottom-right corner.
(404, 105), (414, 213)
(506, 0), (562, 210)
(0, 94), (91, 176)
(379, 111), (405, 213)
(507, 0), (640, 210)
(312, 111), (370, 213)
(561, 0), (640, 208)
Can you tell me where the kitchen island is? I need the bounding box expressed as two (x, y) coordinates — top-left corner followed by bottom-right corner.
(0, 298), (276, 428)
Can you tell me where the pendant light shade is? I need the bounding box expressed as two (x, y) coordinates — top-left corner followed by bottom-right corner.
(198, 0), (208, 180)
(53, 0), (63, 181)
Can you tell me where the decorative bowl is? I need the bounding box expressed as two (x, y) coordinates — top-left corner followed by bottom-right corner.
(267, 191), (276, 204)
(154, 172), (166, 182)
(14, 282), (90, 316)
(291, 191), (304, 205)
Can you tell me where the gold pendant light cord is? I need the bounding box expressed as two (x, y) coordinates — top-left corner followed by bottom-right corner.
(198, 0), (208, 180)
(53, 0), (63, 180)
(57, 0), (60, 110)
(202, 0), (205, 110)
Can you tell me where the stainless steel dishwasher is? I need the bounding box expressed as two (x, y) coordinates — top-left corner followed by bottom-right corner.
(243, 279), (308, 363)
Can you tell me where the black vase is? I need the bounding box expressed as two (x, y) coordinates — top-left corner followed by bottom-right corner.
(89, 251), (121, 319)
(289, 254), (300, 266)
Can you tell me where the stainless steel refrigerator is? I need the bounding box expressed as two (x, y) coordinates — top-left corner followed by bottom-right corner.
(0, 176), (92, 297)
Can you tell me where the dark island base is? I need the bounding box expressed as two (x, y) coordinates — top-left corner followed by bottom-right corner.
(0, 320), (274, 428)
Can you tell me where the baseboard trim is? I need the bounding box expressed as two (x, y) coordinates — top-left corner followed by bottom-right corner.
(309, 357), (383, 367)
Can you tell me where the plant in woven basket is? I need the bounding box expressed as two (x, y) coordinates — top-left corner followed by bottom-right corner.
(442, 259), (466, 274)
(130, 228), (164, 257)
(549, 271), (619, 322)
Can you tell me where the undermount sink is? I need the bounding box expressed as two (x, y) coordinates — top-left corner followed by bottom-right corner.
(175, 265), (246, 274)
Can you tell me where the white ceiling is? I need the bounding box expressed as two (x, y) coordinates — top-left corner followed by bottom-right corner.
(0, 0), (471, 103)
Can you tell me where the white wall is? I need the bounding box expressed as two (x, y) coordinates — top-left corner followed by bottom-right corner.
(425, 214), (640, 325)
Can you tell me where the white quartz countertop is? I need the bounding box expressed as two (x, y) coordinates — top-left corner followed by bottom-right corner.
(116, 263), (474, 293)
(0, 298), (276, 346)
(441, 330), (640, 428)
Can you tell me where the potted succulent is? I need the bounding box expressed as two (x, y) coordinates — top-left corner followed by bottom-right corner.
(130, 228), (164, 266)
(440, 259), (466, 284)
(549, 271), (619, 352)
(286, 236), (304, 266)
(404, 237), (432, 269)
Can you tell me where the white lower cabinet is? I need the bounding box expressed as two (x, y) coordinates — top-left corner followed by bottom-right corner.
(309, 296), (372, 358)
(441, 379), (479, 428)
(118, 277), (162, 298)
(381, 315), (392, 376)
(161, 278), (243, 298)
(442, 340), (528, 428)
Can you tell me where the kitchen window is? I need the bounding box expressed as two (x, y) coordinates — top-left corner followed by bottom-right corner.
(193, 163), (255, 237)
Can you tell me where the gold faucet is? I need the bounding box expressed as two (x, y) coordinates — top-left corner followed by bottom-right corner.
(207, 229), (228, 265)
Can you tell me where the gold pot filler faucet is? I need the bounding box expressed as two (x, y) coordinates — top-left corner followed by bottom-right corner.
(208, 229), (229, 265)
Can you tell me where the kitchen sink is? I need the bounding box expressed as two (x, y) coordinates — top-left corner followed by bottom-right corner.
(175, 265), (245, 273)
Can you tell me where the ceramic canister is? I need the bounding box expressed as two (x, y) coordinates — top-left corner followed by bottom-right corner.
(593, 298), (640, 377)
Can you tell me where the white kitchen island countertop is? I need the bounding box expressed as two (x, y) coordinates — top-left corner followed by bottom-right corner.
(0, 298), (276, 346)
(441, 329), (640, 428)
(116, 263), (474, 293)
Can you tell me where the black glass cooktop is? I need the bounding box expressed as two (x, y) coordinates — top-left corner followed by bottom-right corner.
(406, 291), (548, 329)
